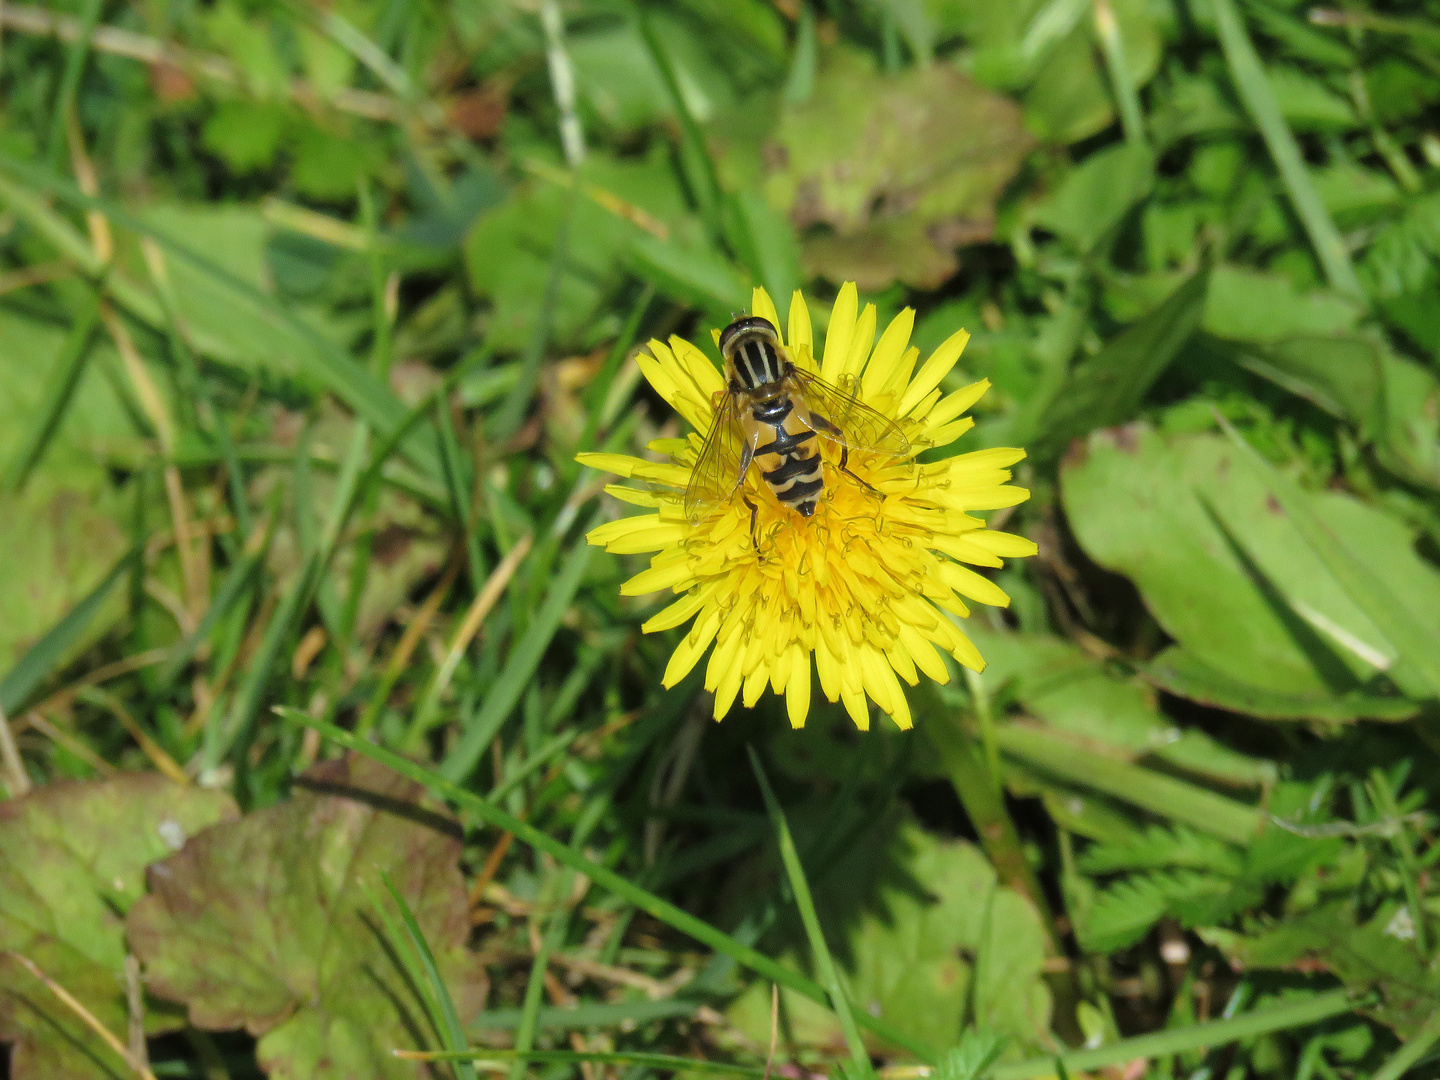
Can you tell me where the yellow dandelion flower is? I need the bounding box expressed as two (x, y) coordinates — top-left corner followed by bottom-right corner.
(577, 282), (1036, 731)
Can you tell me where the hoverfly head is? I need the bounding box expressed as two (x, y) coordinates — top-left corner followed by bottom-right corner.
(719, 316), (784, 391)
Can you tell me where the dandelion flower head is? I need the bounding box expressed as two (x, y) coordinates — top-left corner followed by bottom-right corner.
(578, 283), (1035, 730)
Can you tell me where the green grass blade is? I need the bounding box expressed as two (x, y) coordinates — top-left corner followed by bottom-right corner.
(434, 397), (486, 591)
(0, 166), (103, 271)
(577, 284), (654, 457)
(472, 998), (699, 1032)
(46, 0), (103, 170)
(225, 552), (323, 798)
(1371, 1003), (1440, 1080)
(921, 698), (1059, 945)
(157, 541), (268, 688)
(1216, 414), (1440, 700)
(992, 989), (1358, 1079)
(378, 872), (478, 1080)
(0, 547), (138, 714)
(1092, 0), (1147, 147)
(748, 747), (872, 1080)
(636, 5), (725, 245)
(6, 289), (101, 492)
(275, 710), (938, 1063)
(490, 728), (580, 804)
(0, 153), (443, 480)
(994, 724), (1261, 844)
(1209, 0), (1363, 299)
(490, 189), (577, 444)
(509, 874), (573, 1080)
(404, 1049), (766, 1076)
(439, 534), (596, 782)
(145, 249), (250, 539)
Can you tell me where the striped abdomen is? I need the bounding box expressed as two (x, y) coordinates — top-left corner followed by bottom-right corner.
(750, 395), (823, 517)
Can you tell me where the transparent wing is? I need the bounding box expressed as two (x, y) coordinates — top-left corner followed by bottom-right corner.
(787, 369), (911, 460)
(684, 392), (750, 525)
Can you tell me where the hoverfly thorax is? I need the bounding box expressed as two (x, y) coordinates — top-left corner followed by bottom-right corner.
(686, 313), (912, 535)
(719, 316), (789, 394)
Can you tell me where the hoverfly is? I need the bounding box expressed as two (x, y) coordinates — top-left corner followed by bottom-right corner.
(684, 315), (911, 544)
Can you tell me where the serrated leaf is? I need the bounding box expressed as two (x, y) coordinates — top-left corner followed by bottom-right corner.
(0, 774), (237, 1080)
(1078, 826), (1243, 876)
(1076, 873), (1171, 953)
(1209, 900), (1440, 1038)
(127, 754), (486, 1080)
(1079, 870), (1254, 953)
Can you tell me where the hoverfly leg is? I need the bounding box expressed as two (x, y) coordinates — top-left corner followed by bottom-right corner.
(743, 495), (761, 558)
(838, 444), (877, 492)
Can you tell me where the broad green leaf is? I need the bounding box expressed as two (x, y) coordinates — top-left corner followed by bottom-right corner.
(0, 483), (132, 686)
(128, 754), (487, 1080)
(1148, 71), (1247, 146)
(1217, 418), (1440, 700)
(964, 623), (1271, 786)
(201, 100), (290, 173)
(1020, 0), (1161, 145)
(1032, 141), (1156, 253)
(0, 774), (237, 1080)
(1312, 161), (1401, 225)
(290, 121), (383, 201)
(763, 46), (1032, 290)
(1146, 646), (1418, 722)
(965, 625), (1172, 752)
(569, 12), (740, 135)
(996, 724), (1261, 843)
(132, 204), (356, 382)
(931, 0), (1160, 144)
(0, 550), (136, 717)
(1264, 66), (1358, 130)
(726, 822), (1052, 1058)
(203, 3), (290, 98)
(1062, 426), (1440, 717)
(1229, 333), (1440, 490)
(1202, 264), (1360, 343)
(627, 229), (749, 317)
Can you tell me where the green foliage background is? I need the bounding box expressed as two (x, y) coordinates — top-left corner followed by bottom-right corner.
(2, 0), (1440, 1077)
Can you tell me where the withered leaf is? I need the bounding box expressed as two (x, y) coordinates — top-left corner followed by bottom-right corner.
(763, 47), (1032, 290)
(0, 773), (237, 1079)
(128, 754), (486, 1080)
